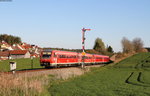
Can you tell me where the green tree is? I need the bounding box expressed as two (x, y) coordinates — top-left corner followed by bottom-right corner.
(0, 34), (22, 45)
(107, 46), (114, 53)
(93, 38), (106, 53)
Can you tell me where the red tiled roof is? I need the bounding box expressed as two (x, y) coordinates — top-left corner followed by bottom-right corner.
(12, 46), (20, 50)
(0, 51), (9, 57)
(20, 45), (25, 49)
(0, 41), (11, 47)
(31, 53), (39, 57)
(11, 44), (25, 50)
(23, 45), (31, 49)
(9, 50), (28, 55)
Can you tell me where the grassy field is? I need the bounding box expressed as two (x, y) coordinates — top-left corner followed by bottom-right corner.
(0, 58), (50, 96)
(0, 58), (43, 72)
(0, 71), (52, 96)
(49, 53), (150, 96)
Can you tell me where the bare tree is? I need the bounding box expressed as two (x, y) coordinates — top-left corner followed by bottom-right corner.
(132, 37), (144, 52)
(121, 37), (134, 53)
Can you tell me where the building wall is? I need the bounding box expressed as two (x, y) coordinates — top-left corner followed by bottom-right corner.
(24, 51), (31, 58)
(10, 55), (25, 59)
(0, 57), (8, 60)
(10, 52), (31, 59)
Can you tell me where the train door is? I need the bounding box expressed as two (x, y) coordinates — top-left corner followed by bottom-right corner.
(93, 55), (95, 64)
(53, 52), (57, 64)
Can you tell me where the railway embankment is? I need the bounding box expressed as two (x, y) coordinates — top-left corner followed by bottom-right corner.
(7, 64), (104, 79)
(110, 52), (135, 63)
(0, 64), (104, 96)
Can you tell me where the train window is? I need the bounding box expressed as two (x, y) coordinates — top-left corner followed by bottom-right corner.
(59, 55), (62, 58)
(62, 55), (66, 58)
(42, 54), (51, 59)
(58, 55), (66, 58)
(68, 56), (70, 58)
(85, 56), (88, 59)
(96, 57), (102, 59)
(70, 55), (73, 58)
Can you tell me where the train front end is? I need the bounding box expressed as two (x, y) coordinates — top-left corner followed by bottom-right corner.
(40, 51), (52, 67)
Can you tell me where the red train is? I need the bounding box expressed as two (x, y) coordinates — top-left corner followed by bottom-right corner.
(40, 50), (110, 68)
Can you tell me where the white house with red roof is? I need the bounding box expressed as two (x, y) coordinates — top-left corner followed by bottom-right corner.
(0, 51), (9, 60)
(0, 41), (41, 60)
(9, 50), (31, 59)
(0, 50), (31, 60)
(0, 41), (13, 51)
(12, 44), (25, 50)
(21, 42), (32, 50)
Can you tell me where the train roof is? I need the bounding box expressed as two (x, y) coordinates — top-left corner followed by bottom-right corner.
(43, 49), (53, 52)
(93, 54), (109, 57)
(42, 49), (109, 57)
(51, 50), (78, 55)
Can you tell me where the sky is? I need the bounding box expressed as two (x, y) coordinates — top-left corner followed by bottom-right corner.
(0, 0), (150, 52)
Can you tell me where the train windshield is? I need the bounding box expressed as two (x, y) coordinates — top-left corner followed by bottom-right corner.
(42, 52), (51, 59)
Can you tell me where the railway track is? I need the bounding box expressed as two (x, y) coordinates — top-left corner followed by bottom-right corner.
(3, 64), (105, 74)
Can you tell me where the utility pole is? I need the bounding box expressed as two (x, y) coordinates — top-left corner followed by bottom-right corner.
(81, 28), (91, 68)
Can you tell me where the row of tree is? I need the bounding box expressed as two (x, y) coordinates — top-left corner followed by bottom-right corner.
(92, 37), (145, 55)
(0, 34), (22, 45)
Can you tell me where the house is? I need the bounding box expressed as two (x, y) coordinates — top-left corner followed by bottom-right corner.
(21, 42), (32, 50)
(0, 50), (31, 60)
(0, 51), (9, 60)
(0, 41), (41, 60)
(9, 50), (31, 59)
(0, 41), (13, 51)
(31, 53), (39, 58)
(12, 44), (25, 50)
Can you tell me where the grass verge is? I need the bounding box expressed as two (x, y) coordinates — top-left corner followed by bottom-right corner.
(0, 58), (42, 72)
(0, 72), (54, 96)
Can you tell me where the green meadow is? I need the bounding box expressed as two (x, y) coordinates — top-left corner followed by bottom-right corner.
(0, 58), (42, 72)
(49, 53), (150, 96)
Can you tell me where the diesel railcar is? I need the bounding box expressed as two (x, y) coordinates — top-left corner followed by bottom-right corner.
(40, 50), (110, 68)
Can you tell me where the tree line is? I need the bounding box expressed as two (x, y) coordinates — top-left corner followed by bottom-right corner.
(93, 37), (146, 55)
(0, 34), (22, 45)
